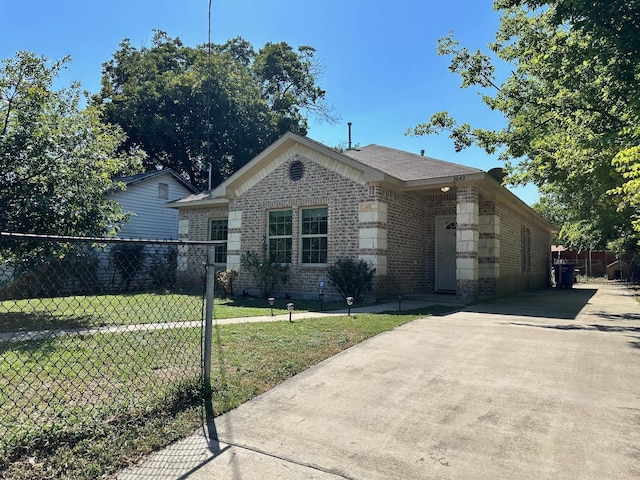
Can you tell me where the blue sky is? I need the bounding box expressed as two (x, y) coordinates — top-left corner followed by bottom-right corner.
(0, 0), (539, 204)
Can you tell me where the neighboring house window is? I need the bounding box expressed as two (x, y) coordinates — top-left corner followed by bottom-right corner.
(301, 207), (328, 264)
(158, 182), (169, 199)
(268, 210), (292, 263)
(521, 226), (531, 272)
(210, 219), (228, 263)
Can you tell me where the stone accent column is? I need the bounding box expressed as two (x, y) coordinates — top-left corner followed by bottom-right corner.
(358, 200), (387, 275)
(177, 219), (190, 272)
(479, 212), (500, 297)
(226, 211), (242, 272)
(456, 186), (479, 302)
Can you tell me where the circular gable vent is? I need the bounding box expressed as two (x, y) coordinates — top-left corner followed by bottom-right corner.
(289, 160), (304, 181)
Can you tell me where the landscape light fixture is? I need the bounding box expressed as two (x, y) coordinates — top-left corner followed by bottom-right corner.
(346, 296), (354, 316)
(397, 294), (403, 311)
(319, 292), (325, 311)
(286, 302), (294, 322)
(268, 297), (275, 316)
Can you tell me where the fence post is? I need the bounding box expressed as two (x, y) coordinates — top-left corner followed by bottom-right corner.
(204, 246), (215, 418)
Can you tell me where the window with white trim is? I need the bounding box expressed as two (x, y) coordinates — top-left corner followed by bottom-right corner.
(301, 207), (327, 264)
(268, 210), (292, 263)
(210, 219), (228, 263)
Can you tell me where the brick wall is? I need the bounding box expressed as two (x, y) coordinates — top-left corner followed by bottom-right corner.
(176, 205), (229, 287)
(495, 200), (552, 296)
(378, 189), (427, 294)
(227, 147), (371, 298)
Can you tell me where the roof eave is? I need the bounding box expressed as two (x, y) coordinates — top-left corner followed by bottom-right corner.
(176, 132), (388, 204)
(166, 197), (229, 209)
(401, 171), (486, 191)
(477, 176), (557, 233)
(118, 169), (198, 194)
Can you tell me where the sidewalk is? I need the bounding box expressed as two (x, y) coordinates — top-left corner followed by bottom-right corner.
(119, 283), (640, 479)
(213, 293), (464, 326)
(0, 295), (457, 343)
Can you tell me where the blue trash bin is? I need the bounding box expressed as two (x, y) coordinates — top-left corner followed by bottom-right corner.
(554, 264), (576, 289)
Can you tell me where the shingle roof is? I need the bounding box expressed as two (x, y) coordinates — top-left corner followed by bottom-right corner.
(341, 145), (483, 182)
(114, 168), (198, 194)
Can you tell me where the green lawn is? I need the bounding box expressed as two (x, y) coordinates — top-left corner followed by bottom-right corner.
(0, 293), (349, 334)
(0, 305), (455, 479)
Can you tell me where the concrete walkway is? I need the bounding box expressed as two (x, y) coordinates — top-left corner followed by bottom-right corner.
(118, 283), (640, 479)
(0, 295), (459, 343)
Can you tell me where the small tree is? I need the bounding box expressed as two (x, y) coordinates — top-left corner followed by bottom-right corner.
(240, 239), (289, 298)
(216, 269), (237, 298)
(327, 257), (376, 301)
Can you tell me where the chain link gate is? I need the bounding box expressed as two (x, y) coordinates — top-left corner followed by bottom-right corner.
(0, 233), (216, 472)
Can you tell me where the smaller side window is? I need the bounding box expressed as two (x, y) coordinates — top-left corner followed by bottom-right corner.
(158, 182), (169, 199)
(210, 219), (228, 263)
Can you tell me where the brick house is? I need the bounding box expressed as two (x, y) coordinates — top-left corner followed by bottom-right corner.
(169, 132), (555, 303)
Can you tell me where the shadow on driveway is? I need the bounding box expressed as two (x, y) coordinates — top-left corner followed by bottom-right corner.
(464, 286), (597, 320)
(507, 322), (640, 334)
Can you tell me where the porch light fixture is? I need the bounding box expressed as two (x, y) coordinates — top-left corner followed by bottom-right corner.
(346, 296), (354, 316)
(286, 302), (294, 322)
(268, 297), (275, 316)
(440, 186), (450, 192)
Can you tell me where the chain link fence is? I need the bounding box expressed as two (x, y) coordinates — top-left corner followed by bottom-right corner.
(0, 233), (212, 471)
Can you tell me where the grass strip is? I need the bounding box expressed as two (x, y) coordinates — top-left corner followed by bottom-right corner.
(0, 293), (349, 333)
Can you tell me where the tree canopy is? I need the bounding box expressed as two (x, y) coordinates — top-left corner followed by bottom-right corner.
(95, 31), (336, 189)
(408, 0), (640, 252)
(0, 51), (143, 241)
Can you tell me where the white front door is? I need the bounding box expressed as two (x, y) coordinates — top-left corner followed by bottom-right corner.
(436, 216), (457, 292)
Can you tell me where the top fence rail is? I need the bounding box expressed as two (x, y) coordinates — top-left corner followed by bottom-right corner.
(0, 231), (223, 246)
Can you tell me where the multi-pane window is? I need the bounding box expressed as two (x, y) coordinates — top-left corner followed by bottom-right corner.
(301, 207), (328, 264)
(210, 219), (228, 263)
(268, 210), (292, 263)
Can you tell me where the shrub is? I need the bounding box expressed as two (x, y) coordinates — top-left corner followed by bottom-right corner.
(327, 257), (376, 301)
(150, 247), (177, 290)
(215, 270), (237, 298)
(0, 248), (101, 300)
(111, 243), (146, 291)
(240, 239), (289, 298)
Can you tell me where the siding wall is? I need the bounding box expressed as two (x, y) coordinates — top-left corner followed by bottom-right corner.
(109, 174), (194, 240)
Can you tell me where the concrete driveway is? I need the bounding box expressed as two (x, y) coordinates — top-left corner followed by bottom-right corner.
(119, 282), (640, 479)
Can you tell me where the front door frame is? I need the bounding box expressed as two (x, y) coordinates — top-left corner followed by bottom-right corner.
(435, 215), (457, 292)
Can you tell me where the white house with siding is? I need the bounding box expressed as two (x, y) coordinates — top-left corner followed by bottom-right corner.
(108, 169), (198, 240)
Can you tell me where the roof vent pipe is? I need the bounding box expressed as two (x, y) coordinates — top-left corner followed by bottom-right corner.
(420, 149), (425, 156)
(348, 122), (352, 150)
